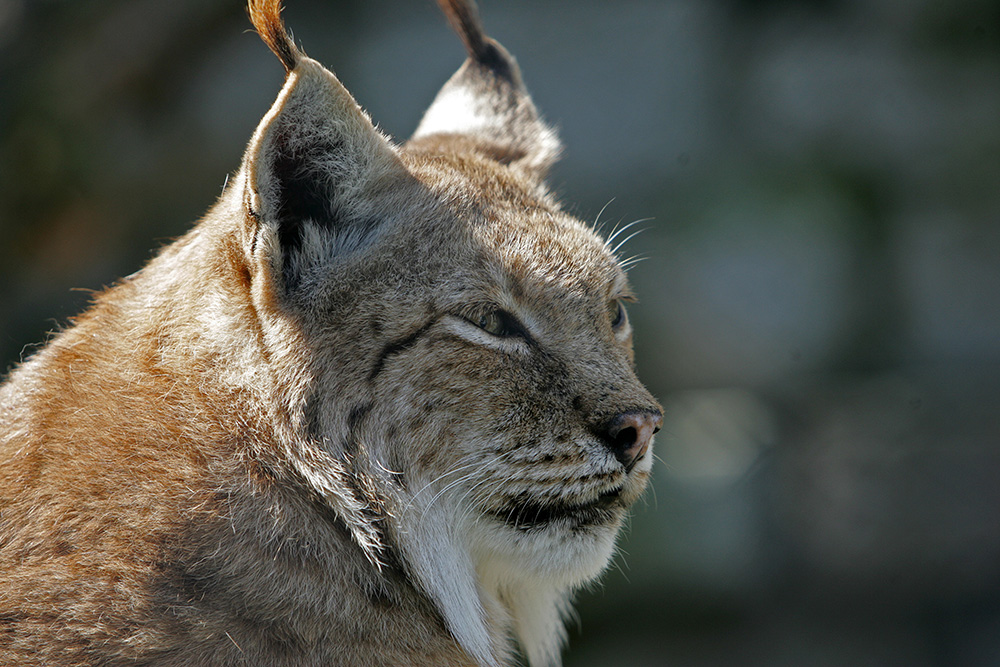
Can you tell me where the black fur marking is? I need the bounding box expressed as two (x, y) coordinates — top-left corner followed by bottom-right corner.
(344, 402), (373, 457)
(490, 488), (624, 532)
(368, 320), (437, 382)
(347, 402), (372, 432)
(473, 39), (515, 82)
(271, 139), (345, 255)
(436, 0), (516, 83)
(304, 407), (320, 441)
(364, 581), (397, 610)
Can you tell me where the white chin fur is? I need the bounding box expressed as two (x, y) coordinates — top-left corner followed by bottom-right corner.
(469, 516), (622, 667)
(393, 475), (628, 667)
(469, 514), (621, 590)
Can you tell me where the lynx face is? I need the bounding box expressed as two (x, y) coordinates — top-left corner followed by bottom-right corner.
(318, 166), (660, 579)
(279, 139), (662, 664)
(0, 2), (660, 666)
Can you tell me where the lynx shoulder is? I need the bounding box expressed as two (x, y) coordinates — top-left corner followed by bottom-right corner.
(0, 1), (661, 665)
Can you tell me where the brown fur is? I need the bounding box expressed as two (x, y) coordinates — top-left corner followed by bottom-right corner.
(250, 0), (300, 72)
(0, 2), (660, 666)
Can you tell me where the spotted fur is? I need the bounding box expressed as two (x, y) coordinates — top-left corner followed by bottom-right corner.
(0, 1), (660, 666)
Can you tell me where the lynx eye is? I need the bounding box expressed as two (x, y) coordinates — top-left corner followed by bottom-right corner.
(470, 309), (521, 338)
(609, 299), (627, 330)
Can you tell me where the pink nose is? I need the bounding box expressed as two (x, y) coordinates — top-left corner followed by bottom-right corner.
(606, 411), (662, 472)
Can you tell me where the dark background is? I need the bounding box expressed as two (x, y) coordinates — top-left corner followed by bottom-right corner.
(2, 1), (1000, 665)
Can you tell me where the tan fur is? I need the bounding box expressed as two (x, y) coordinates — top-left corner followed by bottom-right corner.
(0, 2), (661, 666)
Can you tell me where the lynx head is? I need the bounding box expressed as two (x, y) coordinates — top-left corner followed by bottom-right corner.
(238, 1), (661, 665)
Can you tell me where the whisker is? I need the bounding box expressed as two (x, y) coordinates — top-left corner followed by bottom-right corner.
(453, 473), (504, 525)
(610, 226), (649, 257)
(603, 218), (648, 250)
(610, 544), (632, 582)
(428, 453), (521, 511)
(373, 458), (404, 478)
(399, 447), (524, 519)
(397, 461), (485, 515)
(592, 198), (616, 235)
(618, 254), (648, 271)
(424, 472), (480, 514)
(604, 217), (624, 243)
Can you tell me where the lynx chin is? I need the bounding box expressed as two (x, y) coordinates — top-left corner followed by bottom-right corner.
(0, 1), (662, 665)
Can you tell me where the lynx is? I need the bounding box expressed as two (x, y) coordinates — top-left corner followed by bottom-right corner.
(0, 1), (661, 665)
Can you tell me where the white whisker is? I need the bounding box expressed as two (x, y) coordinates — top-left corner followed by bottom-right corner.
(397, 460), (485, 516)
(399, 447), (525, 520)
(603, 218), (647, 250)
(618, 254), (648, 271)
(592, 198), (616, 235)
(610, 226), (649, 257)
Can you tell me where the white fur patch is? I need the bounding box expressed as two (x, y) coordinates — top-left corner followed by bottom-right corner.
(441, 315), (531, 354)
(413, 86), (493, 139)
(394, 491), (501, 667)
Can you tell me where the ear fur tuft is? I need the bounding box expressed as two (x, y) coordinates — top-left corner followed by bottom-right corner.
(238, 58), (407, 285)
(435, 0), (515, 83)
(412, 0), (561, 177)
(248, 0), (301, 72)
(436, 0), (488, 61)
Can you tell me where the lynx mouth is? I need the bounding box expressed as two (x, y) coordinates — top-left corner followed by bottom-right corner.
(489, 486), (625, 531)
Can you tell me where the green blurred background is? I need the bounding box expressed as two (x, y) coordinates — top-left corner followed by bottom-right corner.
(2, 0), (999, 665)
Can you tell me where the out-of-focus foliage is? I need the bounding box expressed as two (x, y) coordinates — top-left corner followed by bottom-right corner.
(2, 1), (999, 665)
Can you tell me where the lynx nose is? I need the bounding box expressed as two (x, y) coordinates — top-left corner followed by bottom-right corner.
(606, 411), (662, 472)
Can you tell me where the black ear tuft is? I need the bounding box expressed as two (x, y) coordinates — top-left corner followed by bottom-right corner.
(412, 0), (561, 177)
(470, 40), (516, 82)
(436, 0), (515, 83)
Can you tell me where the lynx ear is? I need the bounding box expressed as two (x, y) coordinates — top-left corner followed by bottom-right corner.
(410, 0), (561, 178)
(240, 0), (406, 277)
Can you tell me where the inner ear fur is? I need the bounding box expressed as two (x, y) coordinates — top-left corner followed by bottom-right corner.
(241, 60), (405, 255)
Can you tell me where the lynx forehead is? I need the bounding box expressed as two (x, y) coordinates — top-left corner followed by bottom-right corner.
(0, 2), (661, 666)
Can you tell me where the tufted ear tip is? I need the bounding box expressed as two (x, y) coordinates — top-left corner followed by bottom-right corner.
(435, 0), (517, 84)
(247, 0), (301, 73)
(237, 57), (406, 285)
(410, 0), (562, 178)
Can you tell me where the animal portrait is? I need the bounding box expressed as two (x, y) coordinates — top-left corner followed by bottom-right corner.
(0, 1), (660, 666)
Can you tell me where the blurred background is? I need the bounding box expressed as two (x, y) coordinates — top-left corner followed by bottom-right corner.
(2, 0), (999, 664)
